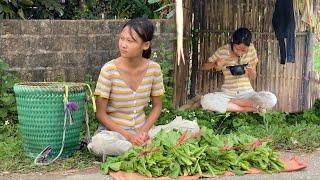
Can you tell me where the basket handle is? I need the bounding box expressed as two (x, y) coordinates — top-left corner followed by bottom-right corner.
(86, 84), (96, 113)
(84, 83), (96, 144)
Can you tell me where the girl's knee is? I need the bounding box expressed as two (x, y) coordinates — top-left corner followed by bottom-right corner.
(201, 93), (228, 113)
(256, 91), (277, 108)
(264, 92), (277, 108)
(88, 132), (132, 156)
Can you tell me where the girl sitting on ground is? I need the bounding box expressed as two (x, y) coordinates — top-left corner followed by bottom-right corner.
(200, 27), (277, 113)
(88, 18), (198, 160)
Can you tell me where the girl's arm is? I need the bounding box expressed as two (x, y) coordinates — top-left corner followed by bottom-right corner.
(200, 62), (216, 70)
(138, 96), (162, 132)
(246, 45), (258, 80)
(200, 58), (225, 71)
(245, 64), (257, 80)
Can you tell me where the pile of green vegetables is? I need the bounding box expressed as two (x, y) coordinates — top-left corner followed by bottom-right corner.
(101, 127), (284, 178)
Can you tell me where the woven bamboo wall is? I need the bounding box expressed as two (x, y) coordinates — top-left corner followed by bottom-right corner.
(176, 0), (320, 112)
(173, 0), (192, 106)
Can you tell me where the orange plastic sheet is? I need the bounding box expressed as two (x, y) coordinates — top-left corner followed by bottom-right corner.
(109, 155), (307, 180)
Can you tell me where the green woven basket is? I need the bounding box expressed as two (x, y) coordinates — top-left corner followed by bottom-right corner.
(14, 82), (87, 159)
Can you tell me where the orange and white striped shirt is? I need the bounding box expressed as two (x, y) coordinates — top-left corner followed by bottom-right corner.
(208, 44), (258, 96)
(94, 60), (165, 130)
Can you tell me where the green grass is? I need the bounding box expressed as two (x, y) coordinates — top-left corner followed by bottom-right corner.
(161, 108), (320, 152)
(2, 108), (320, 173)
(314, 42), (320, 72)
(0, 122), (100, 173)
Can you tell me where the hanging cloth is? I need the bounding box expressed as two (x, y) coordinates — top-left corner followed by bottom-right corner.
(301, 0), (316, 27)
(272, 0), (296, 64)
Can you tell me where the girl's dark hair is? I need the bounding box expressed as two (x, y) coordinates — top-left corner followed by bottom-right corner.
(231, 27), (252, 47)
(122, 18), (154, 58)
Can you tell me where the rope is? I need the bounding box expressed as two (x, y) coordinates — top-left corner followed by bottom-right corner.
(33, 85), (69, 165)
(84, 102), (91, 144)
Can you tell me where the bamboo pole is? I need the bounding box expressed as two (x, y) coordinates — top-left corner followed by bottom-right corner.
(190, 0), (200, 98)
(302, 31), (315, 109)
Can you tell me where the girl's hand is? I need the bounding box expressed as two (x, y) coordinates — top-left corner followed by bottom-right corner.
(200, 58), (225, 71)
(126, 133), (145, 146)
(245, 65), (254, 75)
(200, 62), (215, 70)
(215, 58), (226, 68)
(136, 128), (150, 143)
(245, 64), (256, 80)
(138, 131), (150, 143)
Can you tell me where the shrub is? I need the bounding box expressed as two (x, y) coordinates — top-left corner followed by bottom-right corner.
(0, 58), (19, 136)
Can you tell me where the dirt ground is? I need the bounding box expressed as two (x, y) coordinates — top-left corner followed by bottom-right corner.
(1, 150), (319, 180)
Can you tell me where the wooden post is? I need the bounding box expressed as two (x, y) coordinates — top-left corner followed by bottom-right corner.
(173, 0), (192, 107)
(302, 30), (315, 109)
(190, 0), (200, 98)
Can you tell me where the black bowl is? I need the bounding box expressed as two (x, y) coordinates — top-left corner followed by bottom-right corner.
(226, 63), (248, 76)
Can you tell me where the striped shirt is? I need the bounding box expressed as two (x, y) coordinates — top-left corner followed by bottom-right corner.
(94, 60), (165, 130)
(208, 44), (258, 96)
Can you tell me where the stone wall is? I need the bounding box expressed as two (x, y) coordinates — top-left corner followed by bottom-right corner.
(0, 19), (175, 81)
